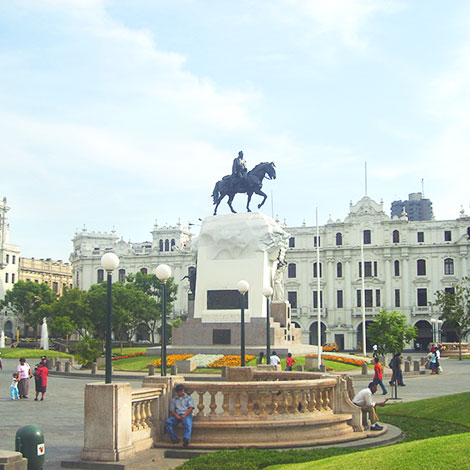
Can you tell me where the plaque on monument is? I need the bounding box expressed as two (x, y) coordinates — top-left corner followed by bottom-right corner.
(213, 329), (231, 345)
(207, 290), (248, 310)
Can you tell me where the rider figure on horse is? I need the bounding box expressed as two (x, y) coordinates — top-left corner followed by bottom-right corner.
(231, 151), (247, 191)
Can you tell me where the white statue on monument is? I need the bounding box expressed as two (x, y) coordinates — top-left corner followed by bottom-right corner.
(272, 259), (287, 302)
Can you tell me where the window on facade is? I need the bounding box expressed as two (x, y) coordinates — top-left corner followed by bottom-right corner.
(363, 230), (371, 245)
(417, 232), (424, 243)
(337, 290), (343, 308)
(5, 254), (9, 263)
(376, 289), (381, 307)
(395, 289), (400, 307)
(374, 261), (378, 277)
(12, 273), (15, 283)
(287, 291), (297, 309)
(35, 279), (39, 283)
(140, 267), (148, 275)
(394, 260), (400, 276)
(289, 237), (295, 248)
(444, 230), (452, 242)
(63, 283), (66, 290)
(356, 289), (373, 307)
(5, 273), (9, 283)
(336, 233), (342, 246)
(392, 230), (399, 243)
(336, 262), (343, 278)
(12, 255), (16, 264)
(417, 259), (426, 276)
(171, 239), (176, 250)
(313, 291), (323, 308)
(119, 269), (126, 283)
(164, 239), (170, 251)
(359, 261), (372, 277)
(288, 263), (296, 278)
(313, 262), (322, 278)
(417, 288), (427, 306)
(314, 236), (321, 247)
(52, 282), (58, 293)
(159, 240), (163, 252)
(445, 287), (455, 294)
(97, 269), (104, 283)
(444, 258), (454, 275)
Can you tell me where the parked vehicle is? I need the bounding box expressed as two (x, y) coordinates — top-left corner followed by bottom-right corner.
(322, 342), (339, 352)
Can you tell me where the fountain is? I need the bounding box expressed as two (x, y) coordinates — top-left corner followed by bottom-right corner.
(0, 330), (5, 348)
(40, 318), (49, 351)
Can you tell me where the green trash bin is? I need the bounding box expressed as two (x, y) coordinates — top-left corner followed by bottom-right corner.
(15, 425), (45, 470)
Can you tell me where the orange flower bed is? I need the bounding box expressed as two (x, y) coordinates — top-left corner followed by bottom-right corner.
(306, 354), (368, 366)
(112, 352), (146, 360)
(147, 354), (194, 368)
(207, 355), (256, 368)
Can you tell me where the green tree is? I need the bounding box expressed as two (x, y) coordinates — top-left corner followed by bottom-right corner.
(75, 334), (103, 366)
(49, 316), (77, 351)
(367, 310), (417, 356)
(1, 280), (57, 338)
(435, 278), (470, 360)
(127, 272), (178, 343)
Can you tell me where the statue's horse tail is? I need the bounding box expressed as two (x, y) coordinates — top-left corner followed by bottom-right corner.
(212, 181), (221, 204)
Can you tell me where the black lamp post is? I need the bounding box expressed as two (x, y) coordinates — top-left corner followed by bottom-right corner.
(100, 252), (120, 384)
(237, 280), (249, 366)
(262, 286), (273, 364)
(156, 264), (172, 377)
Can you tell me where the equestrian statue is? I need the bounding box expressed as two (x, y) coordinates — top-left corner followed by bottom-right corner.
(212, 151), (276, 215)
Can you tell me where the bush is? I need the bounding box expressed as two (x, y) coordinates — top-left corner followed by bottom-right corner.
(75, 335), (103, 366)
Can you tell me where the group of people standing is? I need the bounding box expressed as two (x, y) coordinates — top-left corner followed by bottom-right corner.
(11, 356), (49, 401)
(257, 351), (296, 371)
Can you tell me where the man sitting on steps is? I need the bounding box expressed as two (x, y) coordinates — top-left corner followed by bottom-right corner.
(352, 382), (387, 431)
(165, 384), (195, 447)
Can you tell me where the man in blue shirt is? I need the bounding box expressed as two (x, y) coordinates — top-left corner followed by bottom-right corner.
(165, 384), (195, 446)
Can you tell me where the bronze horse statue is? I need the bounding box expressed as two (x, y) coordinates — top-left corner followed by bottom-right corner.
(212, 162), (276, 215)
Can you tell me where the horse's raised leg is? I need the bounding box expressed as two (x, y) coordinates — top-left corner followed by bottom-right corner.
(256, 190), (267, 209)
(227, 194), (237, 213)
(246, 193), (253, 212)
(213, 197), (223, 216)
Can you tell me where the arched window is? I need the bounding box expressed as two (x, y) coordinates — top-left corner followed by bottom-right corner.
(97, 269), (104, 283)
(171, 239), (176, 250)
(140, 267), (148, 275)
(313, 262), (322, 278)
(444, 258), (454, 275)
(394, 260), (400, 276)
(159, 239), (163, 252)
(417, 259), (426, 276)
(393, 230), (400, 243)
(164, 239), (170, 251)
(336, 262), (343, 278)
(118, 269), (126, 283)
(288, 263), (296, 278)
(336, 233), (343, 246)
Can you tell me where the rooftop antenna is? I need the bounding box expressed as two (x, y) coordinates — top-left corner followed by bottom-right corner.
(421, 178), (425, 197)
(365, 161), (368, 196)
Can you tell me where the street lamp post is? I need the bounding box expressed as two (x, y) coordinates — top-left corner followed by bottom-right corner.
(237, 280), (249, 366)
(156, 264), (172, 377)
(262, 286), (273, 364)
(100, 252), (120, 384)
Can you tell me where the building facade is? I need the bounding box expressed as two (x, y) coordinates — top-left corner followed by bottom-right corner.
(70, 197), (470, 350)
(391, 192), (433, 221)
(19, 258), (73, 296)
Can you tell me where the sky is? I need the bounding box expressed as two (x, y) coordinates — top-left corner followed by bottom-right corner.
(2, 0), (470, 261)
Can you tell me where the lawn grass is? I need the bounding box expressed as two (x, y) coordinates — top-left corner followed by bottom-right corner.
(264, 433), (470, 470)
(176, 393), (470, 470)
(0, 348), (73, 359)
(112, 347), (148, 355)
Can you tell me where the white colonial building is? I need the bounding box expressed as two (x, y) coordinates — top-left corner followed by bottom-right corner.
(70, 196), (470, 349)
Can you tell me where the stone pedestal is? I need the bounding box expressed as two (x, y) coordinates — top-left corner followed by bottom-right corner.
(81, 383), (135, 462)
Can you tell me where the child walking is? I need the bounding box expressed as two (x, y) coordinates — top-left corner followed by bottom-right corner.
(10, 372), (20, 400)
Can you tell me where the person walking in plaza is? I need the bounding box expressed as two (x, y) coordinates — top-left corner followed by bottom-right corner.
(429, 349), (438, 375)
(10, 372), (20, 400)
(373, 357), (387, 395)
(389, 352), (405, 386)
(285, 353), (296, 371)
(352, 382), (387, 431)
(34, 361), (49, 401)
(270, 351), (281, 367)
(165, 384), (194, 447)
(16, 358), (32, 399)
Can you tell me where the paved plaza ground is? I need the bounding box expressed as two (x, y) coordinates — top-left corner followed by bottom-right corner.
(0, 355), (469, 469)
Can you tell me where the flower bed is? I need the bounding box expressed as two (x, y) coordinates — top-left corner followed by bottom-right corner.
(306, 354), (368, 366)
(112, 352), (146, 361)
(207, 354), (256, 368)
(147, 354), (194, 368)
(190, 354), (224, 367)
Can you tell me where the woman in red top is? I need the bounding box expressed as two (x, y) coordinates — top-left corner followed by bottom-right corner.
(372, 357), (388, 395)
(34, 363), (49, 401)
